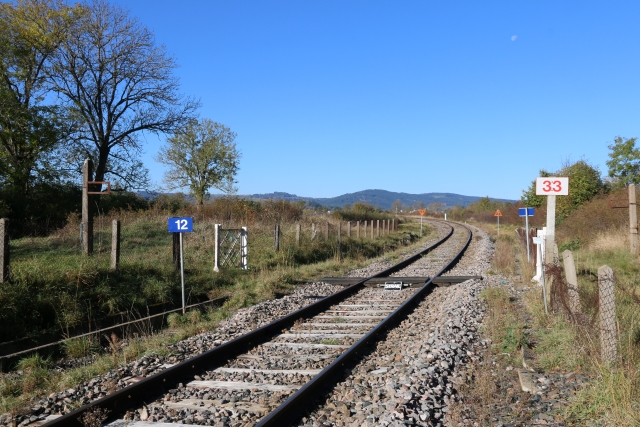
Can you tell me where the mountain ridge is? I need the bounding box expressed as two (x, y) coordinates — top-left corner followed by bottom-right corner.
(246, 189), (514, 210)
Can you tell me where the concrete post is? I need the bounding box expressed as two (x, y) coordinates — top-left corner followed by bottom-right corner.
(371, 220), (374, 238)
(337, 222), (341, 242)
(545, 195), (556, 267)
(311, 223), (317, 241)
(347, 221), (351, 238)
(0, 218), (8, 283)
(363, 220), (367, 238)
(241, 227), (248, 270)
(82, 159), (94, 255)
(274, 224), (280, 251)
(562, 250), (582, 314)
(629, 184), (637, 254)
(213, 223), (221, 272)
(376, 220), (380, 237)
(110, 219), (121, 273)
(296, 224), (301, 246)
(598, 265), (617, 362)
(356, 221), (360, 239)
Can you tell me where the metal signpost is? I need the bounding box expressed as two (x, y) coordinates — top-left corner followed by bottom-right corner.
(168, 217), (194, 314)
(519, 207), (535, 261)
(418, 209), (427, 236)
(494, 209), (503, 236)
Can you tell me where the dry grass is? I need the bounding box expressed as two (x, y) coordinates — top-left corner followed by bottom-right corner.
(587, 225), (628, 252)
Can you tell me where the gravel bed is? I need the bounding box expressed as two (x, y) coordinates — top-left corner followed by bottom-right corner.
(294, 223), (491, 427)
(115, 222), (475, 426)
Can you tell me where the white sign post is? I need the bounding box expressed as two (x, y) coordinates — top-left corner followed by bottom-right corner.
(536, 177), (568, 267)
(168, 217), (194, 314)
(535, 177), (568, 314)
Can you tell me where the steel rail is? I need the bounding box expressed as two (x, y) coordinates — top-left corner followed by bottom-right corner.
(256, 222), (473, 426)
(43, 221), (454, 427)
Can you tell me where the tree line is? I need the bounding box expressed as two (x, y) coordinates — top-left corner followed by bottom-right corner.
(0, 0), (239, 220)
(445, 136), (640, 225)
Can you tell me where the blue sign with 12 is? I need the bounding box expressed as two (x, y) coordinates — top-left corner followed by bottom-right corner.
(168, 217), (193, 232)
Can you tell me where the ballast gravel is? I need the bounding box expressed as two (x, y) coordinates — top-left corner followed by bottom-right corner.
(0, 220), (453, 427)
(295, 223), (492, 427)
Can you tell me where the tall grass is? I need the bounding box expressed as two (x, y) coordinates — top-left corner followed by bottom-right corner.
(0, 208), (421, 344)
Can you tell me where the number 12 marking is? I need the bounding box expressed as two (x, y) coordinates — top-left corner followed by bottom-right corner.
(175, 219), (188, 230)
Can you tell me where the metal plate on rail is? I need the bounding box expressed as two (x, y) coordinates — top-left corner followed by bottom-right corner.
(320, 276), (482, 287)
(382, 281), (404, 290)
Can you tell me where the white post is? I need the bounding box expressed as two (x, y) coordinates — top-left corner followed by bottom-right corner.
(444, 213), (447, 220)
(532, 228), (546, 283)
(180, 232), (185, 314)
(525, 209), (530, 262)
(545, 195), (556, 266)
(630, 184), (637, 254)
(213, 223), (221, 272)
(241, 226), (248, 270)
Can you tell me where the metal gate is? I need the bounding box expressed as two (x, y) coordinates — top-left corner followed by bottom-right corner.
(214, 225), (247, 271)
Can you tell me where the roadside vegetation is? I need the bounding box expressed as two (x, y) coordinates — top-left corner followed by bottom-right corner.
(448, 153), (640, 426)
(0, 197), (418, 342)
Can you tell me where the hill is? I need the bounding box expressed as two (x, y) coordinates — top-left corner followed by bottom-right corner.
(246, 189), (514, 210)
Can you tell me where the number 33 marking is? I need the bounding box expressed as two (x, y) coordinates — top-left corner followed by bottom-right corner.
(542, 180), (562, 192)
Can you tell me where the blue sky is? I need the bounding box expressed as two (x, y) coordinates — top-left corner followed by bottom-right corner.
(110, 0), (640, 200)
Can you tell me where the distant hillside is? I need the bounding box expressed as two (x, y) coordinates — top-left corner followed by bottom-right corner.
(247, 189), (514, 210)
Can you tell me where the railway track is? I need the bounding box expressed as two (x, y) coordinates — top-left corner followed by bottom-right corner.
(30, 220), (482, 427)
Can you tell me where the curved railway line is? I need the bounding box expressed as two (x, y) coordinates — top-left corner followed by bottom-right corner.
(16, 219), (491, 427)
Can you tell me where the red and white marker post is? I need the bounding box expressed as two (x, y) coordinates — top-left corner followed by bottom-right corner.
(535, 177), (569, 314)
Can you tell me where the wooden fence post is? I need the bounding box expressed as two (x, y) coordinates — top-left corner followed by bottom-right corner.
(356, 221), (360, 239)
(111, 219), (121, 273)
(337, 222), (341, 242)
(347, 221), (351, 238)
(311, 223), (317, 241)
(630, 184), (638, 254)
(598, 265), (618, 362)
(562, 250), (582, 314)
(274, 224), (280, 251)
(0, 218), (9, 283)
(371, 220), (374, 238)
(296, 224), (301, 246)
(82, 159), (94, 256)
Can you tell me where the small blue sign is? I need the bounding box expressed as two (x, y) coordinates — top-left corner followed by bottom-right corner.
(518, 208), (534, 217)
(168, 217), (193, 232)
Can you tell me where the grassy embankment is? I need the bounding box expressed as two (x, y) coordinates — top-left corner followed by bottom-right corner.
(454, 192), (640, 426)
(0, 210), (433, 414)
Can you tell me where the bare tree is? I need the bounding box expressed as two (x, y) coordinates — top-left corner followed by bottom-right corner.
(48, 0), (198, 188)
(428, 202), (445, 213)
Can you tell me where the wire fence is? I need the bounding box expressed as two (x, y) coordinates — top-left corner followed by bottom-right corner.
(4, 215), (398, 278)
